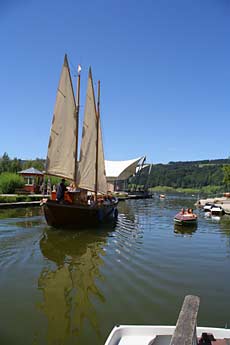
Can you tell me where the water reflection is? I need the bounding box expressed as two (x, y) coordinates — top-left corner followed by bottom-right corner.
(0, 207), (42, 220)
(174, 223), (197, 236)
(38, 228), (109, 344)
(219, 215), (230, 236)
(14, 218), (44, 228)
(117, 200), (135, 222)
(2, 197), (230, 345)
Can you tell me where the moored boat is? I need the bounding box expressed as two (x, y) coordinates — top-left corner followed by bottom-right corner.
(42, 55), (118, 228)
(203, 202), (214, 212)
(127, 190), (152, 199)
(210, 205), (225, 216)
(203, 203), (225, 216)
(104, 295), (230, 345)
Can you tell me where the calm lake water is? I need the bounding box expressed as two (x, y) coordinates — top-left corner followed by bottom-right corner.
(0, 195), (230, 345)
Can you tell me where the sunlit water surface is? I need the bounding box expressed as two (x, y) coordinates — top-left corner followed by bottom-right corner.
(0, 195), (230, 345)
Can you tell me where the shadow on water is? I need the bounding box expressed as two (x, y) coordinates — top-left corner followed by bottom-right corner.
(38, 226), (113, 344)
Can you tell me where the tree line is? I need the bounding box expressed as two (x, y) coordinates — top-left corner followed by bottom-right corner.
(0, 153), (45, 174)
(1, 152), (230, 191)
(131, 159), (230, 190)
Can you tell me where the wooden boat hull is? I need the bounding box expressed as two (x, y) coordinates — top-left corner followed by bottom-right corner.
(174, 213), (197, 226)
(43, 200), (118, 228)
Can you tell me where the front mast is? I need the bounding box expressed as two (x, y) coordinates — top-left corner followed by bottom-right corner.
(74, 65), (81, 184)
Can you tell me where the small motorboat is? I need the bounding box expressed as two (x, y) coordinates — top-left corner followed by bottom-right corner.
(174, 208), (197, 226)
(203, 202), (214, 212)
(210, 205), (224, 216)
(203, 203), (224, 216)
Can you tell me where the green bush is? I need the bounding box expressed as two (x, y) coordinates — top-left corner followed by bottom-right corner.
(0, 173), (24, 194)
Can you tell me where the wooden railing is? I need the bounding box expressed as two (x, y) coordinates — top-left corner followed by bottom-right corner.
(170, 295), (200, 345)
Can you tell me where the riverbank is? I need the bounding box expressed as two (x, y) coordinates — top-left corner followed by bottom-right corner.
(196, 197), (230, 214)
(0, 200), (41, 208)
(0, 194), (45, 208)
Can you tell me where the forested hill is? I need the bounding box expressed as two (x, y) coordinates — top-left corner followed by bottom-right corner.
(137, 158), (230, 189)
(168, 159), (230, 166)
(0, 152), (230, 189)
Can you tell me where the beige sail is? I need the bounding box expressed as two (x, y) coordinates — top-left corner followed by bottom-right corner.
(46, 55), (77, 181)
(97, 116), (108, 194)
(77, 69), (107, 194)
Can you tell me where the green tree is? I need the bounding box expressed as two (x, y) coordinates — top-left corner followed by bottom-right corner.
(0, 152), (11, 173)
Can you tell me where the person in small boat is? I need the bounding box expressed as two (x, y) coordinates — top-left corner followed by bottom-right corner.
(56, 179), (67, 202)
(187, 208), (197, 218)
(180, 208), (185, 214)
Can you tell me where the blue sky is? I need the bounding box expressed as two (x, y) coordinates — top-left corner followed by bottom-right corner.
(0, 0), (229, 164)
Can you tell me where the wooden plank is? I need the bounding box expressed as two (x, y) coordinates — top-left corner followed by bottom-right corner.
(170, 295), (200, 345)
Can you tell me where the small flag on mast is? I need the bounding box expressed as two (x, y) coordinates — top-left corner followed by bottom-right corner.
(78, 64), (82, 74)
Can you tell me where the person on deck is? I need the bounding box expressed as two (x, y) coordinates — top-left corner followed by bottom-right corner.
(56, 179), (67, 202)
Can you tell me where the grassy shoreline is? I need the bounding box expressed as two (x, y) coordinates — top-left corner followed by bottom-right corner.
(148, 185), (225, 195)
(0, 185), (227, 204)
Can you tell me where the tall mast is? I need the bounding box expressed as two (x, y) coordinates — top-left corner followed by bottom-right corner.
(95, 80), (100, 200)
(74, 65), (81, 183)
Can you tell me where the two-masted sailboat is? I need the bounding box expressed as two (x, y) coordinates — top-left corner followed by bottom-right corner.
(43, 55), (118, 228)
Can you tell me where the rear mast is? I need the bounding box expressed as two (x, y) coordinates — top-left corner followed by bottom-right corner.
(95, 80), (100, 201)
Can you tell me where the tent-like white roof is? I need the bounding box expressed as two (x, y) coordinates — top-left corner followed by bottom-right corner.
(105, 156), (145, 181)
(18, 167), (44, 175)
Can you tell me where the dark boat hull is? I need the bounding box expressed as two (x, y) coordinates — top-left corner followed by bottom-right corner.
(43, 200), (118, 228)
(127, 191), (152, 199)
